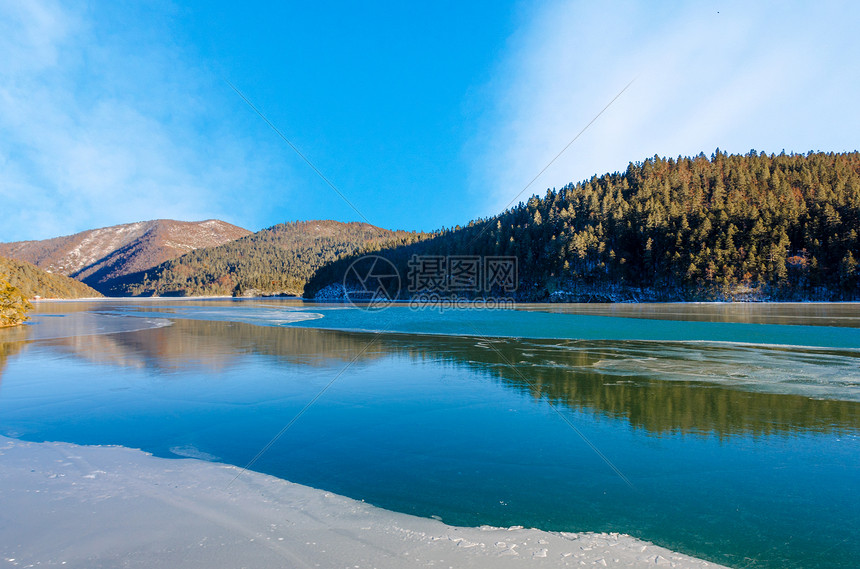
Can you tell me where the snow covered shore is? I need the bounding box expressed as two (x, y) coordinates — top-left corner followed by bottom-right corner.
(0, 436), (729, 569)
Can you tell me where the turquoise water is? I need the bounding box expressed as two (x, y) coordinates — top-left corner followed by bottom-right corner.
(116, 301), (860, 348)
(1, 300), (858, 568)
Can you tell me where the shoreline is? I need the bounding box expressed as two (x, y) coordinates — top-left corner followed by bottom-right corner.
(28, 295), (860, 304)
(0, 436), (730, 568)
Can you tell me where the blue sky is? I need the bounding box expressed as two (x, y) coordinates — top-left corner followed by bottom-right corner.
(1, 1), (858, 242)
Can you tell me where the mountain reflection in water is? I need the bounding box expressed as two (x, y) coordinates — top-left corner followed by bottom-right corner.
(15, 316), (858, 439)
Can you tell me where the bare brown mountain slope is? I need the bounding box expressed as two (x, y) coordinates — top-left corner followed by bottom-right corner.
(0, 220), (250, 292)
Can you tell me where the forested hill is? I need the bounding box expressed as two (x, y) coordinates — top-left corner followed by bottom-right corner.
(306, 151), (860, 301)
(107, 220), (428, 297)
(0, 255), (102, 299)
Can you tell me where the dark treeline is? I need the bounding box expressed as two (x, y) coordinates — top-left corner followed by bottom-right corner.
(306, 150), (860, 301)
(109, 220), (428, 297)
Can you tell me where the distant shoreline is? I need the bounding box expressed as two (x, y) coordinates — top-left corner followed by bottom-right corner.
(30, 295), (860, 310)
(30, 295), (860, 304)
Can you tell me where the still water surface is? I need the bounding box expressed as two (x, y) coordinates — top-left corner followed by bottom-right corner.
(0, 300), (858, 568)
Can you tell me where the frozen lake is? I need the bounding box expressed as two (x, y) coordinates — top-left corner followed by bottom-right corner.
(1, 299), (858, 568)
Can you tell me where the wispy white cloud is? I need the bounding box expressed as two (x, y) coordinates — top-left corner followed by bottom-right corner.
(470, 0), (860, 216)
(0, 0), (285, 241)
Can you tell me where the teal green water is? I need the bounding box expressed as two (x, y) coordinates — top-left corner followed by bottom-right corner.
(0, 300), (858, 568)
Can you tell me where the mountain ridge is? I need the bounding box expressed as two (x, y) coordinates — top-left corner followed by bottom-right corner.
(0, 219), (251, 293)
(6, 151), (858, 302)
(106, 220), (428, 297)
